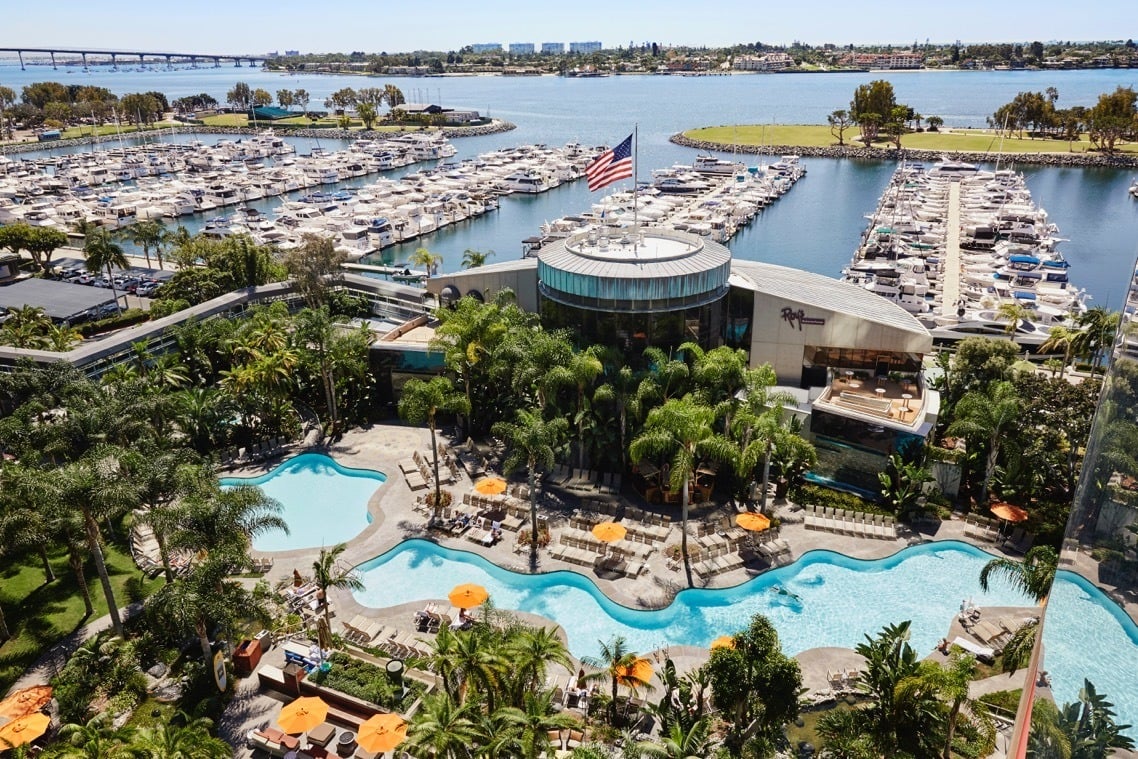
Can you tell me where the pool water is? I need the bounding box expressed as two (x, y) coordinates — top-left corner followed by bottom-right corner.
(354, 539), (1031, 658)
(220, 453), (385, 552)
(1043, 571), (1138, 733)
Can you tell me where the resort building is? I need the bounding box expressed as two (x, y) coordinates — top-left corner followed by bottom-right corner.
(425, 228), (938, 494)
(541, 42), (565, 55)
(470, 43), (504, 54)
(569, 41), (603, 54)
(734, 53), (795, 71)
(508, 43), (535, 56)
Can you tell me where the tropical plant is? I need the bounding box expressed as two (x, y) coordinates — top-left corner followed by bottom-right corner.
(492, 407), (568, 571)
(979, 544), (1058, 603)
(545, 346), (604, 470)
(410, 246), (443, 276)
(311, 543), (363, 631)
(461, 248), (494, 268)
(583, 636), (654, 726)
(399, 376), (470, 517)
(636, 717), (711, 759)
(83, 228), (128, 314)
(946, 380), (1022, 505)
(629, 396), (731, 586)
(1040, 324), (1082, 379)
(405, 692), (481, 759)
(122, 219), (167, 269)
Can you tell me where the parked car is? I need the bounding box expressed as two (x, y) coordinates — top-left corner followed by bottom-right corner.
(136, 281), (161, 297)
(75, 274), (95, 285)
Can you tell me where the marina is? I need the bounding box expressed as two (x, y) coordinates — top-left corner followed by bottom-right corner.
(844, 160), (1088, 348)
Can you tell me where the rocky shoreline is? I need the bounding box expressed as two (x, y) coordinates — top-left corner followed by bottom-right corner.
(670, 132), (1138, 168)
(0, 119), (516, 156)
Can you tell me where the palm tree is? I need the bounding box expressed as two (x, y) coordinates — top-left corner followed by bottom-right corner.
(132, 716), (231, 758)
(53, 715), (138, 758)
(148, 553), (251, 665)
(461, 248), (494, 268)
(1075, 306), (1121, 379)
(946, 380), (1022, 505)
(583, 635), (654, 726)
(123, 220), (166, 269)
(494, 691), (580, 759)
(172, 482), (287, 558)
(492, 408), (568, 572)
(410, 246), (442, 277)
(83, 228), (129, 314)
(1053, 680), (1136, 758)
(730, 365), (799, 511)
(504, 626), (573, 707)
(399, 376), (470, 518)
(899, 654), (994, 759)
(405, 693), (481, 759)
(636, 717), (711, 759)
(996, 301), (1032, 335)
(545, 346), (604, 470)
(629, 397), (730, 587)
(312, 543), (363, 631)
(1040, 324), (1081, 378)
(980, 545), (1058, 603)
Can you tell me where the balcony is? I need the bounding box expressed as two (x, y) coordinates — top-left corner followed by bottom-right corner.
(813, 374), (928, 430)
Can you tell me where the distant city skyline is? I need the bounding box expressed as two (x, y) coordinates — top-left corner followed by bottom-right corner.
(1, 0), (1134, 55)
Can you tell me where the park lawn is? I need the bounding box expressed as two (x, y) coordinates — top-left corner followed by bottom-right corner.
(59, 122), (179, 139)
(0, 539), (165, 695)
(200, 113), (249, 127)
(683, 124), (1138, 155)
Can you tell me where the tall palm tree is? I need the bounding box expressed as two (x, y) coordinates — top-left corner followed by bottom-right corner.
(123, 220), (166, 269)
(899, 654), (994, 759)
(503, 626), (573, 707)
(405, 692), (481, 759)
(399, 376), (470, 518)
(946, 380), (1022, 505)
(583, 636), (654, 726)
(172, 482), (287, 558)
(83, 229), (129, 314)
(731, 365), (799, 511)
(148, 553), (251, 665)
(492, 408), (569, 572)
(461, 248), (494, 268)
(410, 246), (443, 277)
(493, 691), (580, 759)
(545, 346), (604, 470)
(1040, 324), (1081, 379)
(449, 627), (507, 709)
(1074, 306), (1121, 379)
(312, 543), (363, 631)
(980, 544), (1058, 603)
(996, 301), (1031, 336)
(630, 397), (731, 587)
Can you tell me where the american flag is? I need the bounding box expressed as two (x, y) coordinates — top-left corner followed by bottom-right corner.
(586, 134), (633, 192)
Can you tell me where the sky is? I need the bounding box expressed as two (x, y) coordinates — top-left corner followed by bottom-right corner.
(1, 0), (1135, 55)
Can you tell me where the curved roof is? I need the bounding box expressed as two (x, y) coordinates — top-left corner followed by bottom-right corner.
(729, 260), (930, 336)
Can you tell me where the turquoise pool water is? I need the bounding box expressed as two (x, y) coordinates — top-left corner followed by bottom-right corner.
(220, 453), (385, 552)
(1043, 571), (1138, 733)
(354, 539), (1031, 658)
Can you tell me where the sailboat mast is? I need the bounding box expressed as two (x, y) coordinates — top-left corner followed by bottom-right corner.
(633, 123), (639, 232)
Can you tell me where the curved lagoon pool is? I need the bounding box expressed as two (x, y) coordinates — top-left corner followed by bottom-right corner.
(220, 453), (385, 552)
(355, 539), (1031, 656)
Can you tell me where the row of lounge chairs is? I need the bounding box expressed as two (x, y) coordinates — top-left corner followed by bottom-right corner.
(753, 535), (793, 565)
(130, 516), (192, 577)
(341, 615), (434, 658)
(217, 437), (290, 466)
(548, 465), (622, 494)
(803, 505), (898, 539)
(569, 506), (672, 544)
(693, 551), (745, 578)
(399, 449), (457, 492)
(963, 613), (1034, 648)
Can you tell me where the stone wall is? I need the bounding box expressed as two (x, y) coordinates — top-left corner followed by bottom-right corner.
(670, 132), (1138, 168)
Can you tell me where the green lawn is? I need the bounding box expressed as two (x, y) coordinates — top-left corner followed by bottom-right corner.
(199, 113), (250, 127)
(683, 124), (1138, 155)
(0, 538), (165, 694)
(58, 122), (179, 139)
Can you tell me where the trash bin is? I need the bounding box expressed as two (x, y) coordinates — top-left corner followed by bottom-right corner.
(233, 638), (262, 675)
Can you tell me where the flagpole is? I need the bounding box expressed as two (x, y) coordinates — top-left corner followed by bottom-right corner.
(633, 124), (639, 237)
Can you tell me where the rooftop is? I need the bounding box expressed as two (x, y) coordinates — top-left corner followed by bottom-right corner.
(0, 278), (114, 321)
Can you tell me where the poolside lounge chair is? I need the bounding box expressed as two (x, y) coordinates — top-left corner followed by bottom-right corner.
(951, 636), (995, 663)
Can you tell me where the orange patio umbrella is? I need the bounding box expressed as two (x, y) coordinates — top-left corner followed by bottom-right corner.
(615, 658), (654, 686)
(710, 635), (736, 650)
(0, 712), (50, 748)
(592, 522), (628, 543)
(0, 685), (53, 719)
(990, 502), (1029, 523)
(736, 512), (771, 532)
(448, 583), (489, 609)
(277, 696), (328, 734)
(474, 476), (507, 495)
(357, 713), (409, 753)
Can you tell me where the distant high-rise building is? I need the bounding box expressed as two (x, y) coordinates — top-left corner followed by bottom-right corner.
(569, 41), (603, 54)
(284, 50), (300, 57)
(470, 43), (504, 54)
(541, 42), (565, 55)
(508, 43), (535, 56)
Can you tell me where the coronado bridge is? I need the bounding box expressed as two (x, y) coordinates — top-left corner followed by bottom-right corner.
(0, 47), (268, 70)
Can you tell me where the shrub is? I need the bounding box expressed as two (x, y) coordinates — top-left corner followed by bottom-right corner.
(78, 308), (149, 336)
(517, 524), (551, 548)
(792, 483), (882, 514)
(426, 489), (453, 511)
(309, 652), (424, 708)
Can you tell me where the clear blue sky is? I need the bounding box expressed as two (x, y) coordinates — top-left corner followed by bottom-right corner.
(3, 0), (1134, 55)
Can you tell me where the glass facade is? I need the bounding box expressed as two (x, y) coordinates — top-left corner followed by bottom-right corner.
(539, 295), (725, 355)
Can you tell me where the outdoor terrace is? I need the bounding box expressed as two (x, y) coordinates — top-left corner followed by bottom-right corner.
(812, 373), (931, 430)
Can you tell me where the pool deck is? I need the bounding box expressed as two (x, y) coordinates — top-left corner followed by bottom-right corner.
(220, 421), (1081, 754)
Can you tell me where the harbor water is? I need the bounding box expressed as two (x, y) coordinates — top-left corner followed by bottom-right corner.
(2, 64), (1137, 305)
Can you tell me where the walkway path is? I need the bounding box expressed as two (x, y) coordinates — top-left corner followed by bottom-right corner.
(940, 180), (962, 317)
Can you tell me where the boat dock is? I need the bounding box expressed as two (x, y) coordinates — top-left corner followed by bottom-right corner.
(940, 181), (962, 317)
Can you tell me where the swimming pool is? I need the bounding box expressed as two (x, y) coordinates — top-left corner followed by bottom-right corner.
(220, 453), (385, 552)
(1042, 571), (1138, 733)
(354, 539), (1031, 657)
(355, 539), (1138, 735)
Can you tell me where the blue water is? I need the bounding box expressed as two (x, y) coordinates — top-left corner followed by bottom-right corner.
(219, 453), (385, 552)
(1043, 571), (1138, 732)
(4, 65), (1138, 304)
(355, 539), (1031, 657)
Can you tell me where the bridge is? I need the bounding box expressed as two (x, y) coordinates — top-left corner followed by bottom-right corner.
(0, 47), (268, 70)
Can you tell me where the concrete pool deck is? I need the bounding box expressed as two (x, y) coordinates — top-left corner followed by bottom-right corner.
(220, 421), (1078, 755)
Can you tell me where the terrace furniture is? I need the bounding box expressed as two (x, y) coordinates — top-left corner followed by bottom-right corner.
(308, 723), (337, 748)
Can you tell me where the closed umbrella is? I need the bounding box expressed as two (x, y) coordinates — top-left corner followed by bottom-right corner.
(357, 713), (409, 754)
(277, 696), (328, 735)
(0, 685), (53, 719)
(591, 522), (627, 543)
(0, 713), (50, 748)
(448, 583), (489, 609)
(474, 476), (507, 495)
(736, 512), (771, 532)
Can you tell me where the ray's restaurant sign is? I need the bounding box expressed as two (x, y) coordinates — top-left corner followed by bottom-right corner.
(780, 307), (826, 331)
